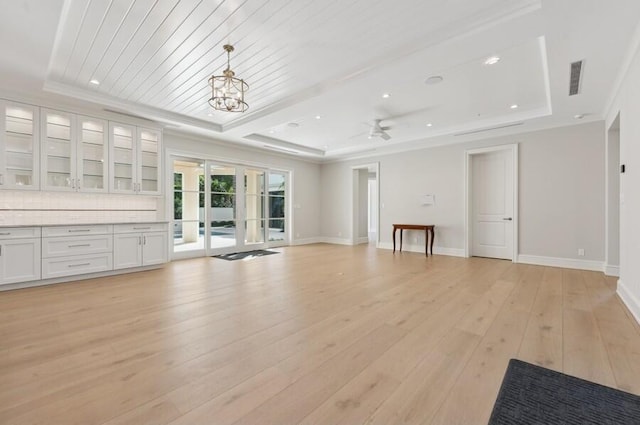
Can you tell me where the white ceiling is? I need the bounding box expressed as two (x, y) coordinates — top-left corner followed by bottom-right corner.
(1, 0), (639, 160)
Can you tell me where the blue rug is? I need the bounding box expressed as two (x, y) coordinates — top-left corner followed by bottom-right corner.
(488, 359), (640, 424)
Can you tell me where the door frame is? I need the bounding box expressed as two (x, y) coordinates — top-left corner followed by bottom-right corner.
(166, 148), (293, 260)
(351, 162), (380, 247)
(464, 144), (519, 261)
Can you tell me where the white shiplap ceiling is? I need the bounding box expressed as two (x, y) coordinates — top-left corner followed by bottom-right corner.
(1, 0), (639, 159)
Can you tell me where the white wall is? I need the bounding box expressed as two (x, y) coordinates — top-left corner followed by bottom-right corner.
(606, 34), (640, 324)
(163, 131), (322, 244)
(606, 126), (620, 272)
(320, 121), (605, 264)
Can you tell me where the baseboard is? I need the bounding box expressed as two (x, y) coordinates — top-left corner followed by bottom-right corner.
(604, 264), (620, 277)
(617, 279), (640, 326)
(378, 242), (465, 257)
(291, 237), (325, 246)
(517, 254), (604, 271)
(318, 237), (354, 246)
(357, 237), (369, 245)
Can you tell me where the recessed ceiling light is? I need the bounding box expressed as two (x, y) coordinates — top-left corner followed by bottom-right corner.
(287, 122), (300, 128)
(484, 56), (501, 66)
(424, 76), (443, 85)
(268, 129), (275, 134)
(315, 115), (321, 120)
(382, 93), (391, 99)
(574, 114), (585, 119)
(426, 123), (433, 127)
(510, 104), (519, 109)
(207, 113), (213, 117)
(89, 79), (100, 85)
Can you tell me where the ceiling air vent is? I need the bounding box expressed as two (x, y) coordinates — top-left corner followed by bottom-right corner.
(569, 60), (584, 96)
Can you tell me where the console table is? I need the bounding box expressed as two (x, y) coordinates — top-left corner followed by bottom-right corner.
(392, 224), (435, 257)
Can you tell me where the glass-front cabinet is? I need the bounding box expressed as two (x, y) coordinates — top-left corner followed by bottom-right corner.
(0, 101), (39, 190)
(109, 122), (161, 195)
(138, 128), (161, 195)
(77, 116), (108, 192)
(41, 109), (108, 192)
(110, 122), (136, 193)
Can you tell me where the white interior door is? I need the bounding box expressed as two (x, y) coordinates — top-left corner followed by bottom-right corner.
(472, 150), (514, 259)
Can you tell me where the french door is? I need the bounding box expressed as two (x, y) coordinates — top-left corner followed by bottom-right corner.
(171, 156), (288, 258)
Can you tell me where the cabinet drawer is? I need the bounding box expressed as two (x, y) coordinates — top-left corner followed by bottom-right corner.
(42, 225), (113, 237)
(0, 227), (41, 239)
(114, 223), (167, 234)
(42, 235), (113, 258)
(42, 253), (113, 279)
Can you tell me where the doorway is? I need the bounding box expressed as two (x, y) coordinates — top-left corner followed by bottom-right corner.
(170, 155), (289, 259)
(606, 114), (620, 276)
(465, 145), (518, 260)
(351, 163), (379, 246)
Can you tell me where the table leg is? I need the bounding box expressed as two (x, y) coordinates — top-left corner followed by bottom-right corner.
(425, 229), (428, 257)
(399, 229), (403, 252)
(393, 227), (396, 253)
(430, 228), (435, 256)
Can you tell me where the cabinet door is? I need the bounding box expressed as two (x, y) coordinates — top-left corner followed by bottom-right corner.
(0, 238), (41, 285)
(113, 233), (142, 269)
(41, 109), (76, 191)
(109, 122), (137, 194)
(0, 101), (40, 190)
(77, 116), (108, 192)
(137, 128), (162, 195)
(142, 231), (167, 266)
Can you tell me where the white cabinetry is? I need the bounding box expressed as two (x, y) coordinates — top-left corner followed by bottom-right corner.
(113, 223), (167, 270)
(0, 227), (41, 285)
(109, 123), (162, 195)
(0, 101), (40, 190)
(41, 225), (113, 279)
(41, 109), (108, 192)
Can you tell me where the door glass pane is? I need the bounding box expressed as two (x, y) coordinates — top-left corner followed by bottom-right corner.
(245, 169), (265, 244)
(245, 220), (265, 244)
(268, 219), (285, 241)
(4, 106), (35, 187)
(44, 112), (72, 189)
(268, 172), (287, 242)
(79, 119), (106, 190)
(112, 125), (134, 191)
(173, 160), (205, 253)
(211, 165), (237, 250)
(140, 129), (159, 192)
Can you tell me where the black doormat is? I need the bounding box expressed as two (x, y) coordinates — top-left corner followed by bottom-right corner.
(488, 359), (640, 424)
(213, 250), (279, 261)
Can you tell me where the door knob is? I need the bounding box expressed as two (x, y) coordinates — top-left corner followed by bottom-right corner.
(503, 217), (513, 221)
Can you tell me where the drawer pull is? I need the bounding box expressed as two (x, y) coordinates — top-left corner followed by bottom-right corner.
(68, 263), (91, 268)
(68, 244), (91, 248)
(134, 227), (151, 230)
(68, 229), (91, 233)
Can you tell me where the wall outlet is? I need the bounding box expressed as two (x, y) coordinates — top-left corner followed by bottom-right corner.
(296, 232), (300, 238)
(578, 248), (585, 256)
(338, 231), (342, 237)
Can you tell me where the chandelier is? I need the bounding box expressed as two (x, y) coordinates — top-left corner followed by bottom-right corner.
(208, 44), (249, 112)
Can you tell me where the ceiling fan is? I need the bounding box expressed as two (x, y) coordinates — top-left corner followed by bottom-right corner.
(366, 119), (392, 141)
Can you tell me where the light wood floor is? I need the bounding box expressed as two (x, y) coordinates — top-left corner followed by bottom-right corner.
(1, 244), (640, 425)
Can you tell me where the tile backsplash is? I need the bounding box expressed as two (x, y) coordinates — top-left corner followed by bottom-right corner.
(0, 191), (165, 225)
